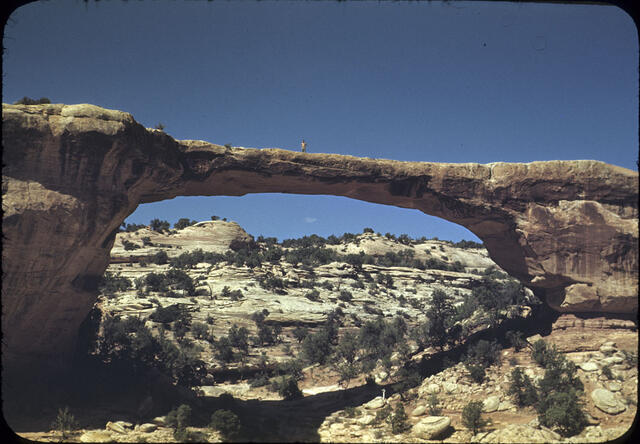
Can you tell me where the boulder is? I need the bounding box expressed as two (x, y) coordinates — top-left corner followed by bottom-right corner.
(443, 382), (457, 394)
(580, 361), (599, 372)
(105, 421), (128, 434)
(411, 416), (450, 439)
(411, 405), (426, 417)
(606, 381), (623, 392)
(599, 344), (617, 355)
(602, 355), (624, 366)
(357, 415), (375, 425)
(151, 416), (166, 426)
(482, 396), (500, 413)
(374, 371), (388, 384)
(80, 431), (113, 442)
(476, 424), (561, 443)
(591, 388), (627, 414)
(138, 423), (158, 433)
(364, 396), (386, 410)
(426, 383), (441, 394)
(498, 400), (515, 412)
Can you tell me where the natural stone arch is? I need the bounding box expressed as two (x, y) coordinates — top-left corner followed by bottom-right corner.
(2, 103), (638, 377)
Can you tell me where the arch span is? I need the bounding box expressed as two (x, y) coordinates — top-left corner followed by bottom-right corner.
(2, 103), (638, 374)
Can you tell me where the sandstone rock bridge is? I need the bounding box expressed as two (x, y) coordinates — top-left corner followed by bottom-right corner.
(2, 103), (638, 377)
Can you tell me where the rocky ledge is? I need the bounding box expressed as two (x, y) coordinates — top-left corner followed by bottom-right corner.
(2, 103), (638, 375)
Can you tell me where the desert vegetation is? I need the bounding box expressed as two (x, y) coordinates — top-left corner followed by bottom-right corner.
(44, 218), (634, 443)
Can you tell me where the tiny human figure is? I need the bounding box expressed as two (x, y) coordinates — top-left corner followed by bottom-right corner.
(301, 139), (307, 153)
(382, 388), (386, 401)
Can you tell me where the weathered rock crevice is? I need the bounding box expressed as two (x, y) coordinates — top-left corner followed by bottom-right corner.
(2, 103), (638, 375)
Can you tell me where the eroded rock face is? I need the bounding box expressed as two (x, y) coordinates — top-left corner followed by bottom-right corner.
(2, 103), (638, 375)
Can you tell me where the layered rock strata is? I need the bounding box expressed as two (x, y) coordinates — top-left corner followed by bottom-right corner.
(2, 103), (638, 374)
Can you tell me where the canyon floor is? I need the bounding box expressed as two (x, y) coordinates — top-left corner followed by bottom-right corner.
(8, 220), (638, 443)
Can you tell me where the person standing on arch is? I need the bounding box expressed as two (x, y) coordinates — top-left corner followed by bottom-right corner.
(301, 139), (307, 153)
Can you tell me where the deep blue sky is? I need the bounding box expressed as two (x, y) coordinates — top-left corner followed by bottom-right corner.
(3, 1), (637, 242)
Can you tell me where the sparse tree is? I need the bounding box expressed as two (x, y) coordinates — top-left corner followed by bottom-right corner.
(507, 367), (537, 407)
(51, 406), (79, 439)
(462, 401), (487, 435)
(292, 325), (309, 343)
(149, 218), (170, 233)
(390, 402), (410, 434)
(425, 289), (458, 350)
(209, 409), (241, 440)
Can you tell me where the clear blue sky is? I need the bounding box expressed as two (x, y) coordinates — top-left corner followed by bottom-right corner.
(3, 1), (637, 242)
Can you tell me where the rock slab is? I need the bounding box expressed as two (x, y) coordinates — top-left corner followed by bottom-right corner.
(411, 416), (451, 439)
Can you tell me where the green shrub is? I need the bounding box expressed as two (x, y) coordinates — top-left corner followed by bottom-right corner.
(461, 401), (487, 435)
(251, 309), (269, 326)
(258, 273), (286, 292)
(191, 321), (209, 340)
(14, 96), (51, 105)
(537, 389), (588, 437)
(258, 323), (279, 346)
(365, 374), (376, 386)
(425, 289), (458, 350)
(465, 362), (486, 383)
(174, 218), (197, 230)
(150, 304), (190, 324)
(529, 344), (588, 437)
(390, 403), (409, 434)
(374, 404), (392, 424)
(123, 239), (140, 251)
(173, 427), (204, 442)
(292, 325), (309, 343)
(505, 330), (526, 351)
(344, 406), (358, 417)
(376, 273), (394, 288)
(144, 272), (168, 292)
(150, 218), (170, 232)
(452, 239), (484, 249)
(278, 358), (304, 381)
(165, 269), (195, 295)
(622, 350), (638, 366)
(210, 409), (241, 440)
(277, 376), (303, 400)
(301, 330), (332, 364)
(531, 339), (555, 367)
(99, 272), (132, 296)
(124, 223), (146, 232)
(250, 372), (270, 388)
(427, 393), (441, 415)
(213, 336), (235, 362)
(465, 339), (502, 368)
(165, 404), (191, 430)
(228, 324), (250, 354)
(507, 367), (538, 406)
(338, 289), (353, 302)
(305, 289), (321, 301)
(320, 280), (334, 290)
(51, 406), (78, 438)
(151, 250), (168, 265)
